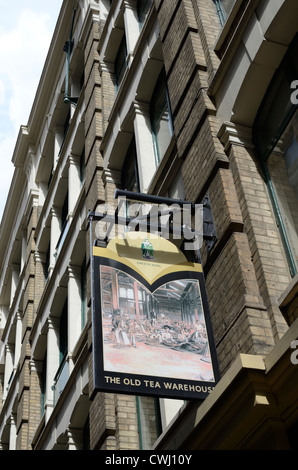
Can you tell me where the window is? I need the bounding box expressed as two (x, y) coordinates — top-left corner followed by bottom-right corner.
(81, 257), (87, 329)
(121, 138), (140, 192)
(213, 0), (236, 25)
(120, 138), (142, 223)
(137, 396), (161, 449)
(253, 36), (298, 277)
(40, 355), (47, 416)
(60, 109), (71, 155)
(61, 193), (68, 234)
(115, 36), (128, 92)
(137, 0), (153, 28)
(43, 244), (50, 281)
(264, 113), (298, 276)
(150, 69), (174, 165)
(59, 302), (68, 363)
(55, 192), (69, 259)
(80, 147), (85, 185)
(52, 302), (69, 404)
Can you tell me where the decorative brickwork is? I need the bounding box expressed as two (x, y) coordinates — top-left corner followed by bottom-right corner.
(1, 0), (297, 452)
(155, 0), (291, 378)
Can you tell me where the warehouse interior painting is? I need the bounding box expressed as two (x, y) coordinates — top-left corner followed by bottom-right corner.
(99, 265), (214, 382)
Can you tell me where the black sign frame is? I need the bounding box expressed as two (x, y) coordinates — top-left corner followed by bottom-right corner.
(91, 237), (220, 400)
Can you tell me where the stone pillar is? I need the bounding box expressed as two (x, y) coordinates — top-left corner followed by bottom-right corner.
(3, 344), (14, 401)
(132, 101), (157, 193)
(20, 229), (27, 273)
(68, 154), (81, 220)
(45, 318), (60, 422)
(9, 414), (17, 450)
(123, 0), (139, 64)
(67, 265), (82, 373)
(65, 428), (84, 450)
(54, 126), (64, 169)
(10, 263), (20, 307)
(34, 251), (47, 307)
(14, 313), (22, 367)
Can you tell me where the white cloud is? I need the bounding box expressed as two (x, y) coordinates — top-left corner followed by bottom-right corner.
(0, 2), (62, 222)
(0, 9), (54, 131)
(0, 80), (5, 106)
(0, 137), (15, 217)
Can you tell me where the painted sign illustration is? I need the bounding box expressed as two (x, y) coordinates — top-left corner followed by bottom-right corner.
(92, 232), (220, 400)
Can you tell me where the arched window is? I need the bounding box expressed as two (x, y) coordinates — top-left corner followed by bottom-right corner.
(119, 287), (127, 298)
(150, 69), (174, 165)
(127, 288), (134, 299)
(253, 35), (298, 277)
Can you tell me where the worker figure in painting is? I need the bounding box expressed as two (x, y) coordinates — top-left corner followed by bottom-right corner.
(111, 308), (130, 347)
(158, 327), (175, 346)
(141, 238), (154, 259)
(128, 320), (138, 348)
(150, 310), (157, 328)
(192, 320), (208, 356)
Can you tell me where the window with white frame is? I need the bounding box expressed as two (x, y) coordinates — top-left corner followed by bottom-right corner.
(54, 191), (69, 260)
(115, 35), (128, 92)
(150, 69), (174, 165)
(136, 395), (162, 449)
(121, 138), (140, 193)
(81, 257), (87, 330)
(137, 0), (153, 28)
(253, 35), (298, 277)
(52, 301), (68, 405)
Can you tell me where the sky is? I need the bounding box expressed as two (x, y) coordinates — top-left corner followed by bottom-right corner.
(0, 0), (63, 222)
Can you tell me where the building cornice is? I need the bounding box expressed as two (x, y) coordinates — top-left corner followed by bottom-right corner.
(26, 1), (73, 141)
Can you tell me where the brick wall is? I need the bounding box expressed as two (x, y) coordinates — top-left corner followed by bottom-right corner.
(16, 206), (39, 449)
(228, 141), (290, 342)
(85, 14), (140, 451)
(85, 0), (295, 449)
(84, 20), (105, 214)
(156, 0), (290, 376)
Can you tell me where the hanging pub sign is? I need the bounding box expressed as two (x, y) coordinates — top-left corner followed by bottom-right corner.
(91, 230), (220, 400)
